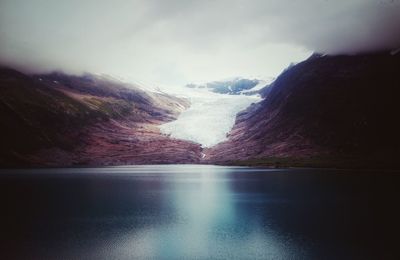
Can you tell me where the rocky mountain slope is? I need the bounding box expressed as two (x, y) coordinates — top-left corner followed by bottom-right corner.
(206, 52), (400, 168)
(0, 68), (201, 167)
(3, 51), (399, 168)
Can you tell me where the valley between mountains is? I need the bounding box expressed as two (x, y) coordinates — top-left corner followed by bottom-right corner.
(1, 51), (399, 168)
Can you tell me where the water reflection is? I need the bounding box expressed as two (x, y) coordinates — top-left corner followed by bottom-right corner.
(1, 165), (398, 259)
(106, 166), (303, 259)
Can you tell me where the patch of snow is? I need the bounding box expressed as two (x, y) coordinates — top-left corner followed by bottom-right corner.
(240, 77), (274, 94)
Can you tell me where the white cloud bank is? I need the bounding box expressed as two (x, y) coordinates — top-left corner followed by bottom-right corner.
(1, 0), (398, 87)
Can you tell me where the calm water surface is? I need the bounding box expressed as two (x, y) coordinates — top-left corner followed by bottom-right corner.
(0, 165), (399, 259)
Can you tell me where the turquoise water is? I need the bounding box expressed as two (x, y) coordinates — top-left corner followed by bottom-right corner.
(1, 165), (399, 259)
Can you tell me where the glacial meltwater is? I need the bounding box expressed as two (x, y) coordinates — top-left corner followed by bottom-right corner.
(1, 165), (399, 259)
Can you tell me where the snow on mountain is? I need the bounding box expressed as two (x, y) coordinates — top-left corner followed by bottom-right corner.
(75, 73), (266, 148)
(240, 77), (274, 93)
(160, 87), (261, 147)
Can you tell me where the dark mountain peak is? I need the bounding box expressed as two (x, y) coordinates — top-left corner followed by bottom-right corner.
(0, 67), (31, 81)
(207, 51), (400, 168)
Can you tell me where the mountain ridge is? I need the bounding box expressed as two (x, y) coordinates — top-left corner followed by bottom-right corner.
(205, 51), (400, 168)
(0, 68), (202, 167)
(2, 50), (399, 168)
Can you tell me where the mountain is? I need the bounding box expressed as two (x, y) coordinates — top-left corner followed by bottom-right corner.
(3, 51), (399, 168)
(0, 68), (201, 167)
(205, 52), (400, 168)
(186, 78), (262, 95)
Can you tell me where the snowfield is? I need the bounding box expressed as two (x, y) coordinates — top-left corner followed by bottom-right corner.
(160, 88), (261, 147)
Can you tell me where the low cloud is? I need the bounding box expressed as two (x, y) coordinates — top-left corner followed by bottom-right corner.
(0, 0), (399, 86)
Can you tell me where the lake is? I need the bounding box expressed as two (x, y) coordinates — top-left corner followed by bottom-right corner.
(0, 165), (399, 259)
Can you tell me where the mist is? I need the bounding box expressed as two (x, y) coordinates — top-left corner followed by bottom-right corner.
(1, 0), (399, 87)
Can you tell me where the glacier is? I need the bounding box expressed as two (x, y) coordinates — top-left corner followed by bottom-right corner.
(160, 88), (261, 147)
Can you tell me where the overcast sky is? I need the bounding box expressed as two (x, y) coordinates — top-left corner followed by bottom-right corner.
(1, 0), (399, 87)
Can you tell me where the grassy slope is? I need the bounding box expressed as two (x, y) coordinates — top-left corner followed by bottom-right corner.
(0, 68), (195, 167)
(0, 68), (108, 165)
(36, 72), (187, 122)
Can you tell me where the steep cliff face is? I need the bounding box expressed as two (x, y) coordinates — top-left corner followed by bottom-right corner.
(206, 52), (400, 168)
(0, 68), (201, 167)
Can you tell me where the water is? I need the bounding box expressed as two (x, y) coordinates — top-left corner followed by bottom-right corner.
(1, 165), (399, 259)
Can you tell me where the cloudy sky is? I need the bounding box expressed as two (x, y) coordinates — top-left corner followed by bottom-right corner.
(0, 0), (399, 87)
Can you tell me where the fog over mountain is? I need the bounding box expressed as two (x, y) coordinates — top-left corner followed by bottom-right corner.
(1, 0), (399, 87)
